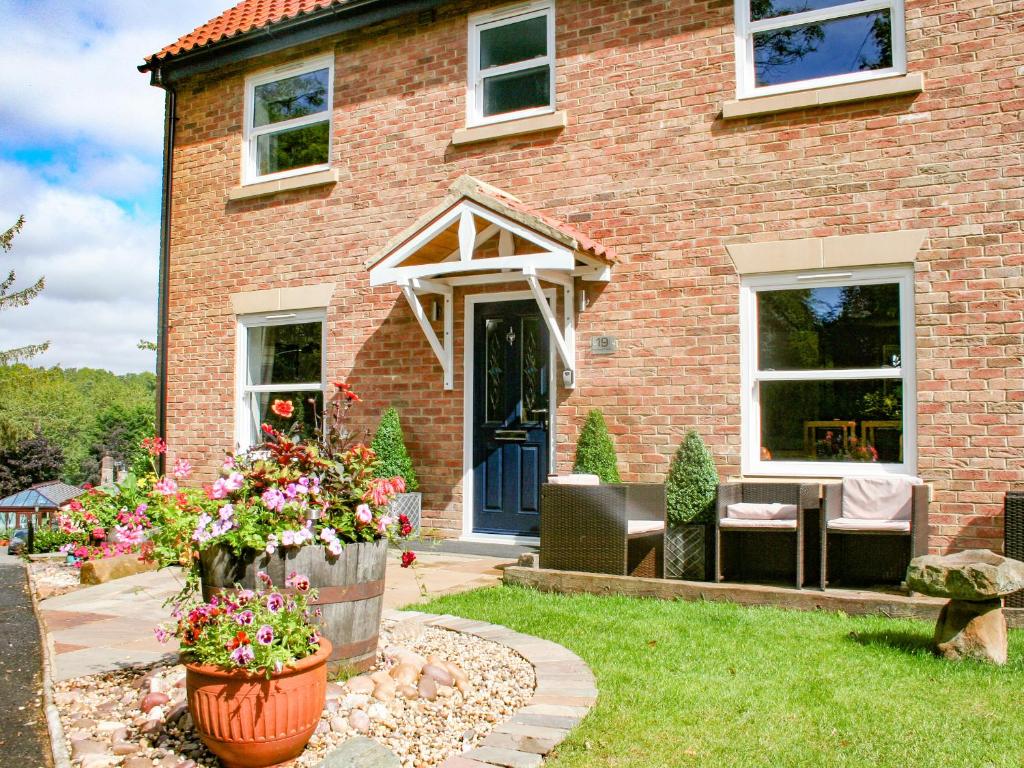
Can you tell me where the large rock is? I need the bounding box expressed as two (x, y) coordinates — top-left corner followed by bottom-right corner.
(934, 598), (1008, 664)
(79, 554), (156, 585)
(317, 737), (401, 768)
(906, 549), (1024, 600)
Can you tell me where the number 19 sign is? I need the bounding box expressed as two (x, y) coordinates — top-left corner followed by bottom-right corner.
(590, 335), (618, 355)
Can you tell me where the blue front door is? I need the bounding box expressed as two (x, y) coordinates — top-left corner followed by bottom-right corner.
(473, 300), (550, 536)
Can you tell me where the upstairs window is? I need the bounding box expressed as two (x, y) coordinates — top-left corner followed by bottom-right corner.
(243, 55), (333, 183)
(467, 1), (556, 127)
(740, 267), (916, 477)
(734, 0), (906, 98)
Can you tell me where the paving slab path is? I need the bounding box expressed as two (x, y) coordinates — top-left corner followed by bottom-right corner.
(0, 553), (52, 767)
(34, 548), (508, 681)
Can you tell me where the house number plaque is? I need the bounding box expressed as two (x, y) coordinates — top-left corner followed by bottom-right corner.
(590, 336), (618, 355)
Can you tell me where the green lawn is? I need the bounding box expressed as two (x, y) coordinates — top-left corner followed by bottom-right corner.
(419, 586), (1024, 768)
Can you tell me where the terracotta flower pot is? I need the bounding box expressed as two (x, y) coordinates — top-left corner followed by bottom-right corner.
(184, 639), (331, 768)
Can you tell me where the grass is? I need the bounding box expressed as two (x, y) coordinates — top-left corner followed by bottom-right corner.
(419, 586), (1024, 768)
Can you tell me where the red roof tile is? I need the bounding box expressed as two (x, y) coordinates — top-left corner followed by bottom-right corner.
(146, 0), (349, 64)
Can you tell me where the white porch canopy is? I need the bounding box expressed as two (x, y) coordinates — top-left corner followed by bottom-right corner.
(367, 176), (614, 390)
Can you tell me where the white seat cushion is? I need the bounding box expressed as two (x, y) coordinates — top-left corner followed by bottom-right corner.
(719, 517), (797, 530)
(627, 520), (665, 536)
(828, 517), (910, 533)
(841, 475), (922, 521)
(547, 474), (600, 486)
(726, 502), (798, 520)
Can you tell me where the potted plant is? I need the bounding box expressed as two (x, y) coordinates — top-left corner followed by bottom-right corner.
(155, 572), (329, 768)
(190, 381), (415, 672)
(372, 406), (421, 537)
(573, 409), (621, 483)
(664, 430), (718, 580)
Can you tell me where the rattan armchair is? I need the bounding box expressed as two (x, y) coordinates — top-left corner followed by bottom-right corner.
(820, 477), (929, 587)
(539, 483), (666, 578)
(715, 482), (819, 589)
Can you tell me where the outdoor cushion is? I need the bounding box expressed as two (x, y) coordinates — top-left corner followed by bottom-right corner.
(841, 475), (922, 521)
(719, 517), (797, 530)
(547, 474), (601, 486)
(726, 502), (798, 520)
(627, 520), (665, 536)
(827, 517), (911, 533)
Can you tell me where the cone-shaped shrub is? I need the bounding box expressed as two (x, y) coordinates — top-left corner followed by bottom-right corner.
(666, 429), (718, 525)
(370, 407), (419, 492)
(573, 409), (620, 483)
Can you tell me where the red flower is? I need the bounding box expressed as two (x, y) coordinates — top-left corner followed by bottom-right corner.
(401, 551), (416, 568)
(227, 630), (250, 650)
(270, 399), (294, 418)
(142, 437), (167, 456)
(333, 381), (350, 391)
(344, 390), (362, 402)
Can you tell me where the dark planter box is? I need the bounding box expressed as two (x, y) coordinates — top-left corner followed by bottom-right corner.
(665, 523), (713, 581)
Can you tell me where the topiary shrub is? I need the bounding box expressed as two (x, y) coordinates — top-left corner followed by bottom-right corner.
(370, 407), (419, 492)
(666, 429), (719, 526)
(573, 410), (621, 483)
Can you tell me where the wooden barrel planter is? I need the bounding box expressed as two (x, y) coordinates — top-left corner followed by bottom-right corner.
(199, 539), (387, 673)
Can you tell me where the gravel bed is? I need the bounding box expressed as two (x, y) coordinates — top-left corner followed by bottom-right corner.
(55, 618), (535, 768)
(29, 558), (81, 598)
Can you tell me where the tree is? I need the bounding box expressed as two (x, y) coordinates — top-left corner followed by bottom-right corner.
(665, 430), (719, 526)
(370, 407), (419, 492)
(0, 434), (65, 498)
(573, 410), (621, 483)
(0, 216), (49, 364)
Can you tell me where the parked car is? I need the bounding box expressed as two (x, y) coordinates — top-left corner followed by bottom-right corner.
(7, 529), (29, 555)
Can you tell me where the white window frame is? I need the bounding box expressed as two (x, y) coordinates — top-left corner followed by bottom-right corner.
(740, 266), (917, 478)
(466, 0), (556, 128)
(242, 54), (334, 185)
(235, 309), (327, 451)
(733, 0), (907, 99)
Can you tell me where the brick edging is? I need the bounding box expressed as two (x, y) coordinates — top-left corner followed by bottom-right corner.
(383, 609), (596, 768)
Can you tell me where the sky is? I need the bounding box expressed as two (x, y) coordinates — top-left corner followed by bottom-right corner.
(0, 1), (228, 374)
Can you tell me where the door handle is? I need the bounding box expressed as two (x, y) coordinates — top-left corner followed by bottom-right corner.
(494, 430), (528, 442)
(528, 409), (549, 427)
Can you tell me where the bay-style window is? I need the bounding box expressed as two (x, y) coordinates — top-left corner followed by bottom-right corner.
(733, 0), (906, 98)
(237, 312), (325, 449)
(243, 55), (333, 184)
(740, 267), (916, 477)
(467, 1), (556, 127)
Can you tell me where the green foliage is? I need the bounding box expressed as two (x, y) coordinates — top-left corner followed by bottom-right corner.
(0, 364), (156, 484)
(30, 527), (86, 554)
(665, 430), (718, 526)
(423, 586), (1024, 768)
(370, 407), (418, 492)
(573, 410), (620, 483)
(1, 216), (49, 364)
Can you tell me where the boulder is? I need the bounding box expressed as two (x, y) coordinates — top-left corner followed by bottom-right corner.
(934, 598), (1008, 664)
(79, 554), (156, 585)
(906, 549), (1024, 600)
(317, 737), (401, 768)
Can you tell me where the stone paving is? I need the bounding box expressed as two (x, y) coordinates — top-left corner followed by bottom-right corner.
(34, 549), (508, 681)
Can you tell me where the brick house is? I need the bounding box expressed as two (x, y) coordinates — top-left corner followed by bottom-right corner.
(140, 0), (1022, 554)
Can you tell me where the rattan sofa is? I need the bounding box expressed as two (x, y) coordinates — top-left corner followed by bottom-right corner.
(539, 482), (666, 578)
(820, 476), (929, 587)
(715, 482), (819, 589)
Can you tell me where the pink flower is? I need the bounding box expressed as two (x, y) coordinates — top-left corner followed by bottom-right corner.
(256, 571), (273, 587)
(262, 489), (286, 513)
(225, 472), (245, 492)
(230, 644), (255, 666)
(154, 477), (178, 496)
(286, 571), (310, 593)
(391, 476), (406, 494)
(256, 625), (274, 645)
(153, 626), (170, 644)
(377, 515), (394, 535)
(281, 530), (296, 546)
(364, 478), (392, 506)
(209, 478), (228, 500)
(266, 593), (284, 613)
(222, 455), (236, 470)
(235, 610), (254, 626)
(355, 504), (373, 525)
(172, 458), (193, 479)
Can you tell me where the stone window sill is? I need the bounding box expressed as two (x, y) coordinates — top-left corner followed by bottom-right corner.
(227, 168), (339, 202)
(722, 73), (924, 120)
(452, 111), (567, 146)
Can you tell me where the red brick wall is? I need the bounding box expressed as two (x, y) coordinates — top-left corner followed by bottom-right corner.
(163, 0), (1024, 551)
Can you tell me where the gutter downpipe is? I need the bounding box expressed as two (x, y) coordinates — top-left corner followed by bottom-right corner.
(152, 67), (176, 475)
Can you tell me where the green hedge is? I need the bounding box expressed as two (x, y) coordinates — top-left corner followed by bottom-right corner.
(665, 429), (718, 525)
(573, 410), (621, 483)
(370, 407), (419, 492)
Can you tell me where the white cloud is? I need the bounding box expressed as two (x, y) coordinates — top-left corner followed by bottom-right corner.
(0, 161), (158, 373)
